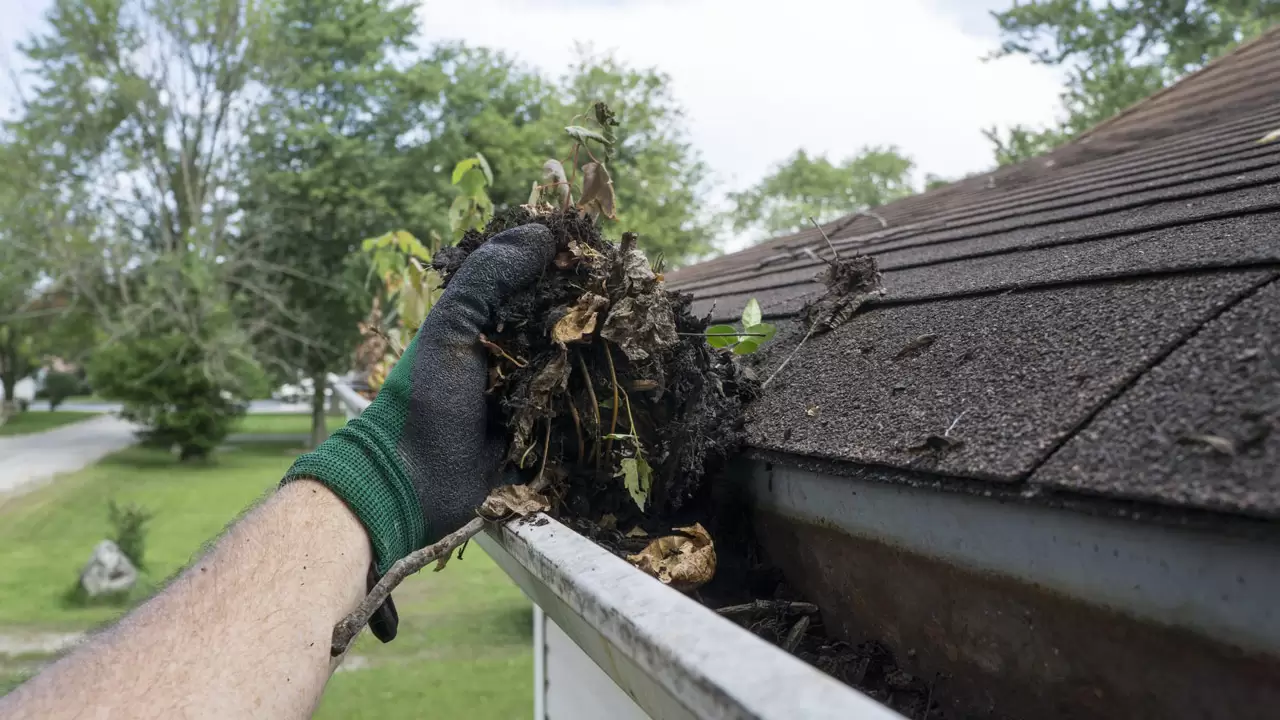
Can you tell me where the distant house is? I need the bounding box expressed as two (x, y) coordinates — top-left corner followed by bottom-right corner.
(668, 26), (1280, 720)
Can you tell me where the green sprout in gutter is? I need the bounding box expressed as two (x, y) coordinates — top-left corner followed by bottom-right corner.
(705, 298), (777, 355)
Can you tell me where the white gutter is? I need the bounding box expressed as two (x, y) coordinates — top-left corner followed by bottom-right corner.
(329, 375), (898, 719)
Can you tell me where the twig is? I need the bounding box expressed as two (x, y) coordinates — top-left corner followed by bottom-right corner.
(944, 409), (969, 438)
(331, 517), (484, 656)
(716, 600), (819, 617)
(808, 216), (839, 261)
(568, 401), (585, 464)
(479, 334), (527, 368)
(331, 423), (554, 657)
(576, 351), (602, 464)
(762, 325), (816, 390)
(782, 615), (811, 653)
(603, 343), (620, 460)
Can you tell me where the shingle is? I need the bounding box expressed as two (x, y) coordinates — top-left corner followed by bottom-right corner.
(673, 168), (1280, 304)
(745, 271), (1275, 482)
(1032, 278), (1280, 516)
(691, 208), (1280, 321)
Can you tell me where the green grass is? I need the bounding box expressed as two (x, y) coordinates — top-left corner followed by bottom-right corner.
(231, 412), (346, 436)
(0, 442), (533, 717)
(0, 411), (97, 437)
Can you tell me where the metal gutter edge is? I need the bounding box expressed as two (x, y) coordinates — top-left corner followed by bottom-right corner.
(476, 516), (900, 720)
(329, 377), (897, 719)
(749, 460), (1280, 656)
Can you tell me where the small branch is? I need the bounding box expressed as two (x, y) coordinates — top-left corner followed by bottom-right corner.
(678, 332), (772, 338)
(331, 430), (555, 657)
(807, 216), (839, 261)
(762, 325), (816, 390)
(331, 517), (484, 656)
(603, 343), (621, 460)
(944, 409), (969, 438)
(716, 600), (819, 618)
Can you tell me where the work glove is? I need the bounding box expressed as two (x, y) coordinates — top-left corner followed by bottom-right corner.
(283, 223), (556, 640)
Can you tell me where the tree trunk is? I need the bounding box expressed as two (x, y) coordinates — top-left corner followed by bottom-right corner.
(309, 372), (328, 449)
(0, 362), (15, 428)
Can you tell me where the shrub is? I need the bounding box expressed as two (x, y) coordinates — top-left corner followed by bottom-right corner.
(108, 500), (154, 570)
(88, 330), (265, 460)
(43, 371), (80, 410)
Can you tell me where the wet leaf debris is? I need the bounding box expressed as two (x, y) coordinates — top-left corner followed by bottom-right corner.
(435, 207), (757, 588)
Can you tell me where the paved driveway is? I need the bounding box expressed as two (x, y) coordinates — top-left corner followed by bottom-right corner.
(0, 415), (139, 497)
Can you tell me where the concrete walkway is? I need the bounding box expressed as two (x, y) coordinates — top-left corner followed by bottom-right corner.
(0, 415), (139, 497)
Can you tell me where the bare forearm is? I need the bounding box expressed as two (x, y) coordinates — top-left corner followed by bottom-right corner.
(1, 480), (370, 720)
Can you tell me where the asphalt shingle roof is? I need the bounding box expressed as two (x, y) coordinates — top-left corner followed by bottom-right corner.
(668, 27), (1280, 519)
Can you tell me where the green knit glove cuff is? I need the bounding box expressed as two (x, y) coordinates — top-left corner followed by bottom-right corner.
(284, 405), (426, 575)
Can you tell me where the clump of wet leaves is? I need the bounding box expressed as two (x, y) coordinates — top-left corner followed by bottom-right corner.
(434, 207), (758, 591)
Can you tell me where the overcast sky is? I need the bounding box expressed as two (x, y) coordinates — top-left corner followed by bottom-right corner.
(2, 0), (1064, 246)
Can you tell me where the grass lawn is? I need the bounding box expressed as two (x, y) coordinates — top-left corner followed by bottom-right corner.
(0, 442), (533, 717)
(0, 411), (96, 438)
(232, 412), (347, 436)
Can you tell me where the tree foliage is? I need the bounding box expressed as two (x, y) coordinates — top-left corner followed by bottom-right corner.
(986, 0), (1280, 164)
(727, 147), (916, 240)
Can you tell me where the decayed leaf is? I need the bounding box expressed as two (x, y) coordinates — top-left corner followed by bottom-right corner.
(625, 526), (648, 538)
(552, 293), (609, 345)
(626, 523), (716, 592)
(479, 484), (551, 520)
(578, 162), (617, 219)
(601, 294), (679, 363)
(565, 125), (611, 145)
(621, 456), (652, 510)
(509, 347), (570, 463)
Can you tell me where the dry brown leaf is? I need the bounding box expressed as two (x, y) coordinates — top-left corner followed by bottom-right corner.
(479, 484), (552, 521)
(578, 161), (617, 219)
(626, 523), (716, 592)
(552, 293), (609, 345)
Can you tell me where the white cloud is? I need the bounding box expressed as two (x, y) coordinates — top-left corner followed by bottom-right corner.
(3, 0), (1065, 248)
(418, 0), (1063, 193)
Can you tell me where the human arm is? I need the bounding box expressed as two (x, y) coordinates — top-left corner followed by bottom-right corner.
(0, 224), (557, 719)
(0, 479), (369, 720)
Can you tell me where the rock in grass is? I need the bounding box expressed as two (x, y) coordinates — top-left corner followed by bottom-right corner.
(79, 540), (138, 598)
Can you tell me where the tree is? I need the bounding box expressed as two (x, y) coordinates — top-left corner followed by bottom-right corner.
(16, 0), (274, 455)
(559, 51), (715, 265)
(241, 0), (420, 448)
(986, 0), (1280, 164)
(391, 45), (714, 266)
(727, 147), (916, 241)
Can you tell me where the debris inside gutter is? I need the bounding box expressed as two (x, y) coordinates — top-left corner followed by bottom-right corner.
(437, 208), (956, 719)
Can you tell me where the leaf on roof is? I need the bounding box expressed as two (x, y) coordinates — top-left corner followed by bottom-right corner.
(1257, 128), (1280, 144)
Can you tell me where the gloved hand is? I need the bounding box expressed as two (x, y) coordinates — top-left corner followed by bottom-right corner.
(284, 223), (555, 639)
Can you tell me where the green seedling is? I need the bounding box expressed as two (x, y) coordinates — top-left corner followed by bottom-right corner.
(705, 298), (778, 355)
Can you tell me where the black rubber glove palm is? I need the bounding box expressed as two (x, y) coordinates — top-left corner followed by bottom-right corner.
(285, 223), (556, 640)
